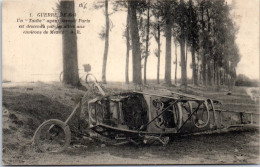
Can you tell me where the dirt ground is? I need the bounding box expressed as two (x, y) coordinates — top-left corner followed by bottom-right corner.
(2, 82), (260, 165)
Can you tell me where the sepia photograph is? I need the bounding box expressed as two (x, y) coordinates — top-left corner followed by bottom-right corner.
(2, 0), (260, 165)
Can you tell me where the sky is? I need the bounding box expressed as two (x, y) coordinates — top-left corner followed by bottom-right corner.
(232, 0), (259, 80)
(2, 0), (260, 82)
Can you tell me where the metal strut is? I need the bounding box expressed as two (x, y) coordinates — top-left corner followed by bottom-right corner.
(177, 101), (204, 133)
(138, 100), (179, 131)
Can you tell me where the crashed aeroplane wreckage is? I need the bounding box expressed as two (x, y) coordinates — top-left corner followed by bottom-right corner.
(32, 76), (259, 153)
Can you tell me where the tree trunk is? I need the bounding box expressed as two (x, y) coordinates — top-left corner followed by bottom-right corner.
(128, 0), (142, 84)
(201, 2), (207, 86)
(102, 0), (109, 83)
(202, 56), (207, 85)
(144, 57), (148, 84)
(213, 59), (216, 84)
(196, 55), (200, 84)
(226, 62), (230, 86)
(164, 2), (172, 85)
(175, 42), (178, 85)
(224, 70), (227, 85)
(180, 0), (187, 86)
(180, 37), (187, 86)
(157, 23), (161, 84)
(217, 67), (220, 87)
(199, 66), (202, 84)
(185, 41), (188, 70)
(191, 46), (198, 85)
(60, 0), (80, 86)
(222, 70), (225, 85)
(230, 68), (236, 91)
(207, 60), (212, 86)
(125, 11), (130, 84)
(206, 8), (212, 86)
(144, 2), (150, 85)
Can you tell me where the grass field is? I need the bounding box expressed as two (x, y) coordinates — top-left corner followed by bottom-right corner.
(2, 81), (260, 165)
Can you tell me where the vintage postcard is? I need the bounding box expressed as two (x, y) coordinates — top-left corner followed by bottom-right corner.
(2, 0), (260, 165)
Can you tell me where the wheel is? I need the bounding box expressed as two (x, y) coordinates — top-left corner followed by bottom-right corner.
(182, 101), (193, 122)
(172, 103), (183, 129)
(32, 119), (71, 153)
(191, 101), (210, 128)
(85, 73), (105, 95)
(85, 73), (99, 91)
(85, 73), (98, 85)
(154, 101), (182, 129)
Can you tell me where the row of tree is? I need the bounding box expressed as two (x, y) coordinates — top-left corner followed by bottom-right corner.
(60, 0), (240, 88)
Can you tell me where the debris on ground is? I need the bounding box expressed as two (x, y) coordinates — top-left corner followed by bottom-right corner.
(2, 82), (259, 165)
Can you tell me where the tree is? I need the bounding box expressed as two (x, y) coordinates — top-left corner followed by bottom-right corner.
(113, 0), (240, 87)
(113, 0), (145, 84)
(153, 21), (161, 84)
(164, 1), (173, 85)
(205, 1), (213, 86)
(187, 0), (199, 85)
(151, 1), (164, 84)
(102, 0), (110, 83)
(198, 0), (207, 85)
(112, 0), (131, 84)
(95, 0), (111, 84)
(176, 0), (188, 86)
(128, 0), (142, 84)
(193, 0), (241, 87)
(60, 0), (80, 86)
(134, 0), (151, 85)
(125, 10), (130, 84)
(174, 40), (178, 85)
(143, 0), (151, 85)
